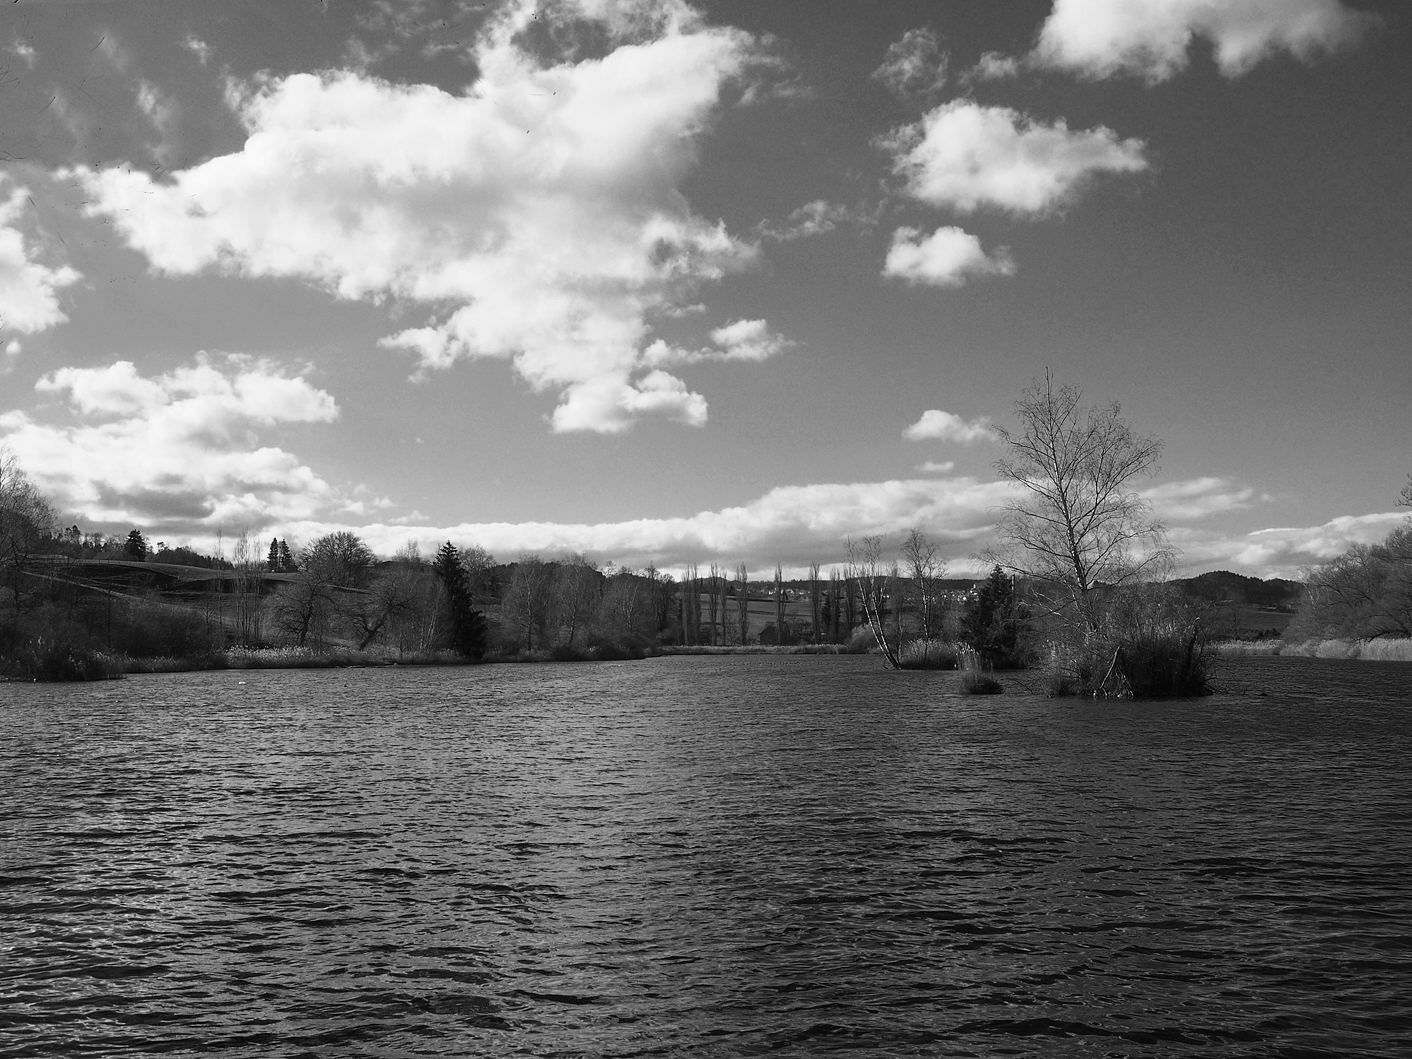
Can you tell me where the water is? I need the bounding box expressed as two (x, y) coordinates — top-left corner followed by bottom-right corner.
(2, 655), (1410, 1057)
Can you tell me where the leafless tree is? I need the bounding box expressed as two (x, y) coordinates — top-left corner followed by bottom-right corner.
(992, 374), (1171, 634)
(1294, 527), (1412, 640)
(0, 448), (55, 619)
(772, 563), (786, 645)
(556, 554), (598, 648)
(736, 563), (750, 645)
(899, 528), (944, 643)
(808, 562), (821, 643)
(845, 536), (900, 665)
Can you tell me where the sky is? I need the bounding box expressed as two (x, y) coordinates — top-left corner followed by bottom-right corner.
(0, 0), (1407, 579)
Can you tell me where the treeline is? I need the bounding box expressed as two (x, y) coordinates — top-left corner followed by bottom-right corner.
(1289, 523), (1412, 642)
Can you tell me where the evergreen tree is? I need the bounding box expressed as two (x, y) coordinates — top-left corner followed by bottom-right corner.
(125, 528), (148, 560)
(959, 566), (1030, 668)
(433, 541), (487, 659)
(268, 537), (280, 571)
(278, 539), (295, 571)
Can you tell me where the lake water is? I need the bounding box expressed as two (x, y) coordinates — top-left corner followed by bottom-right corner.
(2, 655), (1410, 1057)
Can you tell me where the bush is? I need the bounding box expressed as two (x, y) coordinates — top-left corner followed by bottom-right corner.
(1048, 624), (1211, 698)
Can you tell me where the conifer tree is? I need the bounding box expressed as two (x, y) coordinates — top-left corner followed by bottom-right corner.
(268, 537), (280, 571)
(433, 541), (487, 658)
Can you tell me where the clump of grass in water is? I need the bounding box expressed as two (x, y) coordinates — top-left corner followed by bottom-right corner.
(957, 645), (1003, 694)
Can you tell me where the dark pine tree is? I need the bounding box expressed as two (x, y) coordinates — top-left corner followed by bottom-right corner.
(125, 528), (148, 560)
(433, 541), (487, 659)
(278, 539), (295, 571)
(268, 537), (280, 571)
(959, 566), (1030, 668)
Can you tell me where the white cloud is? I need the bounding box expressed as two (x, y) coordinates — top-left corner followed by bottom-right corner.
(4, 340), (18, 356)
(0, 177), (81, 335)
(71, 0), (770, 434)
(873, 27), (948, 99)
(757, 199), (855, 242)
(904, 409), (999, 445)
(276, 474), (1022, 574)
(182, 35), (211, 64)
(0, 355), (342, 532)
(1031, 0), (1374, 82)
(884, 226), (1015, 287)
(916, 460), (955, 474)
(641, 318), (791, 368)
(884, 101), (1147, 215)
(13, 40), (37, 68)
(1140, 476), (1264, 520)
(1170, 511), (1406, 580)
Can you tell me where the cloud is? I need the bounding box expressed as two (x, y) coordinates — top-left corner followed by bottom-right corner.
(1170, 511), (1406, 580)
(71, 0), (771, 434)
(1030, 0), (1374, 82)
(904, 409), (999, 445)
(883, 101), (1147, 215)
(757, 199), (856, 242)
(182, 35), (211, 64)
(274, 474), (1022, 574)
(884, 226), (1016, 287)
(641, 318), (792, 368)
(873, 27), (948, 100)
(1140, 476), (1265, 520)
(0, 177), (81, 335)
(916, 460), (955, 474)
(0, 355), (342, 532)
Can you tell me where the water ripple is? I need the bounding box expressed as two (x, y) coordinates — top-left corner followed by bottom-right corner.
(2, 655), (1410, 1057)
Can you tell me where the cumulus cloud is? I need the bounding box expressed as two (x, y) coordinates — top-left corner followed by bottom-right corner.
(0, 177), (81, 335)
(884, 226), (1015, 287)
(883, 101), (1147, 215)
(0, 355), (342, 532)
(641, 318), (792, 369)
(274, 474), (1022, 575)
(873, 27), (948, 100)
(1030, 0), (1375, 82)
(71, 0), (772, 433)
(904, 409), (999, 445)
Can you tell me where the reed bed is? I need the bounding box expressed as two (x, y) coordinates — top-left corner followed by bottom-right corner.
(1209, 638), (1412, 662)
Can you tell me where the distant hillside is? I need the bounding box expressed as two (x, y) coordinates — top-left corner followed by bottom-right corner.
(1173, 570), (1302, 611)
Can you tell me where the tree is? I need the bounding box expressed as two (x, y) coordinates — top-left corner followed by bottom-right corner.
(267, 537), (280, 572)
(899, 528), (944, 643)
(432, 541), (487, 658)
(278, 539), (295, 571)
(273, 531), (376, 647)
(992, 374), (1170, 633)
(125, 528), (149, 560)
(845, 536), (900, 665)
(1293, 527), (1412, 640)
(736, 563), (750, 645)
(960, 566), (1031, 668)
(1, 448), (55, 619)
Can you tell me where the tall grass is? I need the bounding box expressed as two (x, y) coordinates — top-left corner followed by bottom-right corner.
(895, 640), (960, 670)
(1211, 638), (1412, 661)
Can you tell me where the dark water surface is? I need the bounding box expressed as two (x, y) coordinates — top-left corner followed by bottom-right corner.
(2, 655), (1410, 1057)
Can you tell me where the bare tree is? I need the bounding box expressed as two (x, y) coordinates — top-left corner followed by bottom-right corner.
(504, 555), (557, 652)
(0, 448), (55, 619)
(992, 375), (1170, 633)
(1294, 527), (1412, 640)
(556, 554), (598, 648)
(736, 563), (750, 645)
(773, 563), (786, 645)
(808, 562), (821, 643)
(845, 536), (900, 665)
(899, 528), (944, 643)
